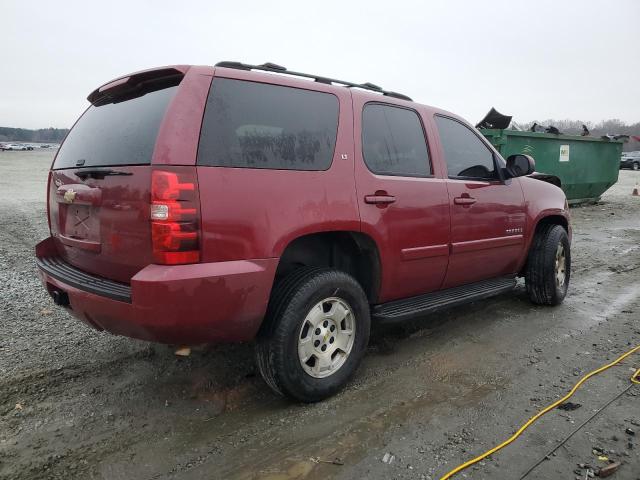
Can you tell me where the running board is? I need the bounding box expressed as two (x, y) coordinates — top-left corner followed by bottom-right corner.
(372, 276), (516, 323)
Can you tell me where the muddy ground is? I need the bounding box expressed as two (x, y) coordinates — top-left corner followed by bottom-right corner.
(0, 150), (638, 480)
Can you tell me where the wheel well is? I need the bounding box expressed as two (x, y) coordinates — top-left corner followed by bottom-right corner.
(519, 215), (568, 276)
(275, 232), (381, 303)
(535, 215), (568, 233)
(528, 173), (562, 189)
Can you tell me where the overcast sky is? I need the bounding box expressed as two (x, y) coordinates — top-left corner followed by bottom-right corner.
(2, 0), (638, 129)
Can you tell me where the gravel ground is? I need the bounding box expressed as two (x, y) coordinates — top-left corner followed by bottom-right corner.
(0, 150), (639, 480)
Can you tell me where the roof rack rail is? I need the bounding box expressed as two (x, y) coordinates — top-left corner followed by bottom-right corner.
(215, 61), (412, 102)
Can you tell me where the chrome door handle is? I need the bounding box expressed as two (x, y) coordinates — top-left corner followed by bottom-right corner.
(454, 196), (476, 205)
(365, 195), (396, 205)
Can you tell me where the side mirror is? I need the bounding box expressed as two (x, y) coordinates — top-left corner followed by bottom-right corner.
(505, 154), (535, 178)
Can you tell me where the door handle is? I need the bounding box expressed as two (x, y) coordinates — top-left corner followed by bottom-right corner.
(454, 196), (476, 205)
(365, 194), (396, 205)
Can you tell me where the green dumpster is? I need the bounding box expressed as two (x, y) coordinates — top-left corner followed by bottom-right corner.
(480, 129), (624, 204)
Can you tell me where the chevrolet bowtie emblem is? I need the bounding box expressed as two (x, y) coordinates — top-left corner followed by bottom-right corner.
(64, 189), (77, 204)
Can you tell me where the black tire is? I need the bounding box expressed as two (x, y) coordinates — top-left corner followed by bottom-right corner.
(633, 162), (639, 171)
(525, 224), (570, 305)
(256, 267), (370, 402)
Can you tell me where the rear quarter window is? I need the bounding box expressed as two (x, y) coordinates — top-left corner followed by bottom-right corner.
(197, 78), (339, 171)
(53, 84), (178, 169)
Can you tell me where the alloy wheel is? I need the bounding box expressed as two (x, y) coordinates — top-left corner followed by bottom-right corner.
(297, 297), (356, 378)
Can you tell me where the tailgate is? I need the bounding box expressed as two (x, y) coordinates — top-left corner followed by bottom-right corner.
(49, 167), (152, 283)
(48, 69), (182, 283)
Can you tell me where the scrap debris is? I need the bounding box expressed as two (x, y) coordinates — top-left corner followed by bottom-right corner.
(475, 107), (512, 129)
(310, 457), (344, 466)
(575, 460), (622, 478)
(381, 452), (395, 464)
(597, 461), (621, 477)
(558, 401), (582, 411)
(174, 346), (191, 357)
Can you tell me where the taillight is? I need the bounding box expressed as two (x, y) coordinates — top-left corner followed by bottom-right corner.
(46, 171), (52, 232)
(150, 168), (200, 265)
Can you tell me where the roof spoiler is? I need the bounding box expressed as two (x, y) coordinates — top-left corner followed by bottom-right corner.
(87, 66), (188, 106)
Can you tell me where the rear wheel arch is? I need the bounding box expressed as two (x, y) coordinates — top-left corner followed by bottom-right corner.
(273, 231), (382, 304)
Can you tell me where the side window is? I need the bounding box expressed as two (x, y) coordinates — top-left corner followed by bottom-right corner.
(434, 116), (497, 179)
(197, 78), (339, 170)
(362, 104), (431, 177)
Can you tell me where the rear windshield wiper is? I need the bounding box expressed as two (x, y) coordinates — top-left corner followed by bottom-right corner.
(75, 169), (133, 180)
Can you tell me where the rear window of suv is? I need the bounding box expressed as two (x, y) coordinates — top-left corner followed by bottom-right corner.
(197, 78), (339, 171)
(53, 84), (178, 169)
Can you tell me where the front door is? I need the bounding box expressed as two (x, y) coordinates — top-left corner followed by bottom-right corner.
(353, 95), (450, 303)
(433, 115), (526, 288)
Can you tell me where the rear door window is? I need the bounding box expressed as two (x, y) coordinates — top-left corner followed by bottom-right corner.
(53, 84), (178, 169)
(435, 116), (498, 179)
(197, 78), (339, 170)
(361, 103), (431, 177)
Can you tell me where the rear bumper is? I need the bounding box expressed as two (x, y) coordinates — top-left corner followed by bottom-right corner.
(35, 237), (278, 344)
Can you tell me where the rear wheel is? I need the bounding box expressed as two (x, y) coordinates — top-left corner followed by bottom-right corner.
(256, 267), (370, 402)
(525, 224), (571, 305)
(633, 162), (639, 171)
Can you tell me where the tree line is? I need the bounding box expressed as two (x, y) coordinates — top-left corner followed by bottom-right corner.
(0, 127), (69, 143)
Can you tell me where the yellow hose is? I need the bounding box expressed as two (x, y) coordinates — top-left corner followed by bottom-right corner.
(439, 344), (640, 480)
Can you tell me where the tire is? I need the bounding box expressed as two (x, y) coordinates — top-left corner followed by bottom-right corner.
(525, 224), (570, 305)
(256, 267), (370, 402)
(633, 162), (639, 171)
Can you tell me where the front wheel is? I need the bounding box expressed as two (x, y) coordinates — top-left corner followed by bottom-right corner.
(256, 267), (370, 402)
(525, 224), (571, 305)
(633, 162), (639, 171)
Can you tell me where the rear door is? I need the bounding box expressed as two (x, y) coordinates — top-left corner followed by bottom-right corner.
(433, 115), (526, 288)
(48, 70), (186, 282)
(353, 95), (450, 303)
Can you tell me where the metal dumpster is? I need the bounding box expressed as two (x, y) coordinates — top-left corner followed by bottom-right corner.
(480, 129), (624, 204)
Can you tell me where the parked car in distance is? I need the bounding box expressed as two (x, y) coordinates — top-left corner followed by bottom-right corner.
(2, 143), (30, 151)
(36, 62), (572, 402)
(620, 151), (640, 170)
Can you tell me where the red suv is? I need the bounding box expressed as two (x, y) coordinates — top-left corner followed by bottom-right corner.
(36, 62), (571, 401)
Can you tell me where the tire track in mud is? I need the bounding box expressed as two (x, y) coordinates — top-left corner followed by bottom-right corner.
(3, 260), (638, 480)
(193, 277), (640, 480)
